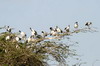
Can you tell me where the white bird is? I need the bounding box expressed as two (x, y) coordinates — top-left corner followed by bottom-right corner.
(6, 26), (12, 33)
(6, 35), (10, 40)
(55, 26), (63, 33)
(51, 30), (58, 36)
(6, 35), (12, 40)
(85, 22), (92, 27)
(64, 25), (70, 32)
(30, 27), (37, 37)
(27, 36), (35, 43)
(19, 30), (27, 40)
(27, 36), (32, 43)
(74, 22), (78, 28)
(41, 31), (48, 37)
(50, 27), (58, 36)
(15, 36), (21, 42)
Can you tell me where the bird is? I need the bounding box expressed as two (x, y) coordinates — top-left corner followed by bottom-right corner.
(85, 22), (92, 27)
(5, 35), (12, 40)
(5, 35), (10, 40)
(50, 27), (58, 36)
(26, 35), (36, 43)
(74, 22), (78, 28)
(64, 25), (70, 32)
(41, 31), (48, 37)
(15, 36), (21, 42)
(30, 27), (37, 37)
(19, 30), (27, 40)
(27, 36), (34, 43)
(6, 26), (12, 33)
(55, 26), (63, 33)
(51, 30), (58, 36)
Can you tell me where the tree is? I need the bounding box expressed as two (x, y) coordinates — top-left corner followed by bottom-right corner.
(0, 23), (97, 66)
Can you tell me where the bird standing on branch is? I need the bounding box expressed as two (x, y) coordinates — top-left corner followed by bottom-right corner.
(5, 35), (12, 41)
(6, 35), (10, 40)
(50, 27), (58, 36)
(15, 36), (21, 42)
(55, 26), (63, 33)
(64, 25), (70, 32)
(19, 30), (27, 40)
(27, 36), (35, 43)
(6, 26), (12, 33)
(41, 31), (48, 38)
(30, 27), (37, 37)
(74, 22), (78, 29)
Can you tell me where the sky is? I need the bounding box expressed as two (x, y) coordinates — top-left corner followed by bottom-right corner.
(0, 0), (100, 66)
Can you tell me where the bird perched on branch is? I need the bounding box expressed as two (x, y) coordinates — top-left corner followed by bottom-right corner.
(41, 31), (48, 38)
(30, 27), (37, 37)
(6, 35), (10, 40)
(55, 26), (63, 33)
(15, 36), (21, 42)
(19, 30), (27, 40)
(5, 26), (14, 33)
(74, 22), (78, 29)
(64, 25), (70, 32)
(26, 36), (35, 43)
(5, 35), (12, 40)
(50, 27), (58, 36)
(85, 22), (92, 28)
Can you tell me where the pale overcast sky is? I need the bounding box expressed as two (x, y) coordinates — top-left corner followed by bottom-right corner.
(0, 0), (100, 66)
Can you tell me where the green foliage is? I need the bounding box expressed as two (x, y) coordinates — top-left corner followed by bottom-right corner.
(0, 32), (70, 66)
(0, 33), (42, 66)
